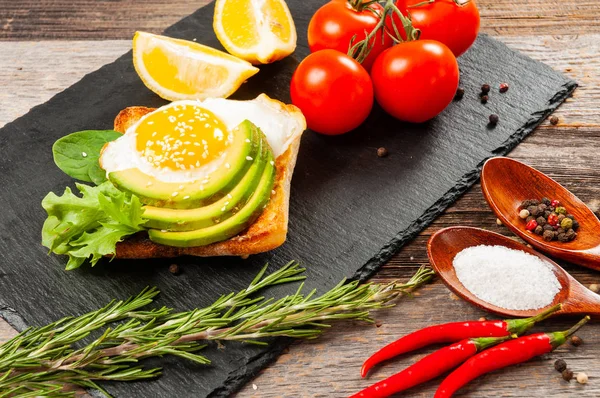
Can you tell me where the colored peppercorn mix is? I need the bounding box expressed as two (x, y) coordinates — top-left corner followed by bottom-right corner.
(518, 198), (579, 242)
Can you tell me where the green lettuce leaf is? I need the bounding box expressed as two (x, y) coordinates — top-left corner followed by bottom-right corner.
(42, 181), (147, 270)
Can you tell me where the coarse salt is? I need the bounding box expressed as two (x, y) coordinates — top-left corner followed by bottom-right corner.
(453, 245), (560, 310)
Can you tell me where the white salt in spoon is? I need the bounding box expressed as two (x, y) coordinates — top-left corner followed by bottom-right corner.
(428, 226), (600, 318)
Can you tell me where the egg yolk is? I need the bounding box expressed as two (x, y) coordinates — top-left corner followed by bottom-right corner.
(135, 104), (230, 171)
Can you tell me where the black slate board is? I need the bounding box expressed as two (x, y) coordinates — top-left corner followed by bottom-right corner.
(0, 1), (575, 397)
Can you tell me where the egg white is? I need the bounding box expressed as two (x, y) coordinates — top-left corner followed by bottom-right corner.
(100, 94), (306, 184)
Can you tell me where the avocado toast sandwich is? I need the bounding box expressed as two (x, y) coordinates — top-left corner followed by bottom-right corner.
(42, 94), (305, 268)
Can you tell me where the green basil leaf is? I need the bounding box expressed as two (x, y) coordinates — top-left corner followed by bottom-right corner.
(52, 130), (122, 185)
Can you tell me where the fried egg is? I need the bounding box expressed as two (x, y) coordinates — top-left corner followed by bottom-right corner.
(100, 94), (306, 183)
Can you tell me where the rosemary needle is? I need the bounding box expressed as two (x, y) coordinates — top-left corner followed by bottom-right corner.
(0, 262), (434, 397)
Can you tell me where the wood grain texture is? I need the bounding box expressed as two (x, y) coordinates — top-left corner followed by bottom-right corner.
(1, 1), (600, 397)
(0, 0), (599, 39)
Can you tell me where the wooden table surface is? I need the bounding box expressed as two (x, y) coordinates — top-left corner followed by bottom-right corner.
(1, 0), (599, 396)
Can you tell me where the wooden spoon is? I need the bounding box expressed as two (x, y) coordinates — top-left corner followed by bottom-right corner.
(427, 226), (600, 318)
(481, 156), (600, 271)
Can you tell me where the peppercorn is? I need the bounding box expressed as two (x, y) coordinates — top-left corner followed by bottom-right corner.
(543, 230), (555, 241)
(557, 227), (565, 234)
(543, 224), (554, 231)
(572, 219), (580, 230)
(560, 217), (573, 230)
(480, 95), (489, 104)
(525, 219), (538, 231)
(454, 87), (465, 100)
(566, 213), (575, 220)
(547, 213), (559, 226)
(570, 336), (583, 347)
(550, 115), (559, 125)
(554, 359), (567, 373)
(519, 209), (530, 219)
(557, 233), (568, 242)
(576, 372), (588, 384)
(481, 84), (491, 94)
(562, 369), (574, 382)
(530, 199), (540, 206)
(534, 225), (543, 235)
(521, 199), (535, 208)
(556, 206), (567, 215)
(526, 215), (535, 223)
(499, 83), (509, 93)
(169, 264), (180, 275)
(548, 206), (555, 212)
(377, 147), (388, 158)
(478, 316), (487, 322)
(488, 114), (499, 126)
(536, 216), (546, 226)
(566, 229), (577, 241)
(528, 205), (541, 217)
(496, 218), (503, 226)
(590, 283), (600, 293)
(542, 197), (551, 206)
(557, 214), (566, 223)
(551, 199), (561, 207)
(544, 210), (552, 218)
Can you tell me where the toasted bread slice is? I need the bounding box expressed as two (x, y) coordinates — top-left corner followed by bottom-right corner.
(112, 101), (303, 259)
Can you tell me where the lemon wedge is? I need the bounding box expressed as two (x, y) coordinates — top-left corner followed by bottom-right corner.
(133, 31), (259, 101)
(213, 0), (297, 64)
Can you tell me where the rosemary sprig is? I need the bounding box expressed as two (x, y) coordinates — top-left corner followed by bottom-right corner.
(0, 262), (434, 397)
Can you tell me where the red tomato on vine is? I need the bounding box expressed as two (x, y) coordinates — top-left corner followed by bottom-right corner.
(370, 40), (459, 123)
(307, 0), (394, 72)
(290, 49), (374, 135)
(394, 0), (480, 57)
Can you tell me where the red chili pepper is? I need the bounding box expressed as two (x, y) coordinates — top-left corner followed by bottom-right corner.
(350, 336), (510, 398)
(434, 316), (590, 398)
(360, 304), (560, 377)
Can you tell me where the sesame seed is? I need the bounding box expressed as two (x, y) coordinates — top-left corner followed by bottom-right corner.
(271, 190), (276, 195)
(81, 152), (87, 157)
(184, 141), (191, 145)
(225, 163), (231, 169)
(246, 156), (253, 161)
(161, 229), (167, 233)
(221, 206), (227, 212)
(168, 116), (176, 123)
(179, 113), (184, 117)
(194, 142), (201, 147)
(245, 139), (251, 143)
(270, 160), (275, 166)
(188, 119), (195, 123)
(152, 132), (157, 137)
(205, 123), (211, 128)
(227, 194), (232, 198)
(146, 181), (153, 187)
(183, 195), (190, 200)
(188, 152), (195, 156)
(172, 192), (179, 197)
(147, 121), (154, 125)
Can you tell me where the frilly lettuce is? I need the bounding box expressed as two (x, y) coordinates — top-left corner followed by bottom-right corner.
(42, 181), (146, 270)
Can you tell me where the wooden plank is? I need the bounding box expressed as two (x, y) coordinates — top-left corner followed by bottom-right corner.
(0, 35), (599, 398)
(0, 0), (599, 40)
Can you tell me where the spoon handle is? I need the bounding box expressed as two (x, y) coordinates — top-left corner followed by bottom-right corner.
(563, 282), (600, 318)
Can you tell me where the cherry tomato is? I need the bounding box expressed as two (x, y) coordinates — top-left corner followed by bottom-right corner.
(290, 49), (373, 135)
(308, 0), (393, 71)
(394, 0), (480, 57)
(370, 40), (459, 123)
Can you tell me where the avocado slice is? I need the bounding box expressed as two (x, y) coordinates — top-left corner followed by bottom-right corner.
(108, 120), (261, 209)
(142, 132), (269, 232)
(147, 149), (276, 247)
